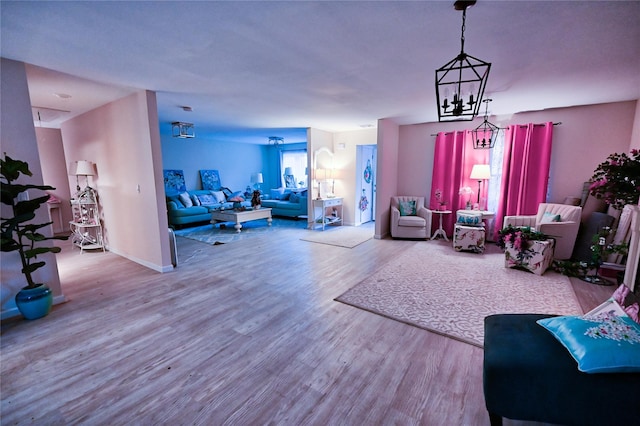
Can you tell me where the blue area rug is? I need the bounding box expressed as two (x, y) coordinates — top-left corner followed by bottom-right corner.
(174, 217), (307, 244)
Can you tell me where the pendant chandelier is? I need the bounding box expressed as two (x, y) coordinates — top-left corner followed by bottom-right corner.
(472, 98), (500, 149)
(172, 122), (195, 138)
(435, 0), (491, 122)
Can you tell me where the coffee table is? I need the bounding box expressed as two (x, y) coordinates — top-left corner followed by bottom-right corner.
(210, 208), (272, 233)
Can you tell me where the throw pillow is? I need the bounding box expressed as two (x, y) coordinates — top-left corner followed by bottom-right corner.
(537, 312), (640, 373)
(540, 212), (561, 223)
(190, 194), (201, 206)
(167, 195), (184, 208)
(197, 193), (217, 206)
(178, 192), (193, 208)
(456, 210), (482, 225)
(281, 192), (291, 201)
(270, 188), (285, 200)
(228, 191), (245, 202)
(398, 200), (417, 216)
(587, 284), (640, 324)
(211, 191), (226, 204)
(289, 193), (300, 203)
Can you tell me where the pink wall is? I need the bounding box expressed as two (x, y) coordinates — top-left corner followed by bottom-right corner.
(35, 127), (73, 228)
(1, 59), (64, 318)
(393, 100), (637, 210)
(61, 91), (172, 271)
(375, 118), (400, 239)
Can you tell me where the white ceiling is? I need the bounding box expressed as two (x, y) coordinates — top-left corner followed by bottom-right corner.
(2, 1), (639, 145)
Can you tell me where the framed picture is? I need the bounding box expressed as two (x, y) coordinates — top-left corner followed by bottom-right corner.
(200, 169), (221, 190)
(163, 169), (186, 193)
(284, 174), (296, 188)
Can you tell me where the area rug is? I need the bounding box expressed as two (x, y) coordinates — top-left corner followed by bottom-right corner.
(300, 225), (374, 248)
(174, 217), (307, 245)
(335, 241), (582, 347)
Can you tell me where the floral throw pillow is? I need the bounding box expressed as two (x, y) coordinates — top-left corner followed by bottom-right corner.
(398, 200), (417, 216)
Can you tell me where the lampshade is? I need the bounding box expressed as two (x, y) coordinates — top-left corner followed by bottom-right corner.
(470, 164), (491, 180)
(283, 167), (294, 176)
(314, 168), (327, 180)
(75, 160), (94, 176)
(250, 172), (263, 184)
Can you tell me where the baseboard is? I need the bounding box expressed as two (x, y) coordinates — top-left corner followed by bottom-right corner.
(107, 247), (174, 273)
(1, 294), (67, 320)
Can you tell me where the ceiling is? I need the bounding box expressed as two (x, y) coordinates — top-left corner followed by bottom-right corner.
(2, 1), (639, 145)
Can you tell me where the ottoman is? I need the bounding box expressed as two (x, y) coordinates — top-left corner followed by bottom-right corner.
(483, 314), (640, 426)
(453, 224), (486, 253)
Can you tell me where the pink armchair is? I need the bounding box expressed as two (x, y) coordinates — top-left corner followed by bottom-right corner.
(502, 203), (582, 260)
(390, 196), (432, 239)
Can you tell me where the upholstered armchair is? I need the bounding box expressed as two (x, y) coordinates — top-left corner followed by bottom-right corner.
(390, 196), (432, 239)
(502, 203), (582, 260)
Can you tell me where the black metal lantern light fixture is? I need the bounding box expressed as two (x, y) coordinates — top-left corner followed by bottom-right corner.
(472, 98), (500, 149)
(435, 0), (491, 122)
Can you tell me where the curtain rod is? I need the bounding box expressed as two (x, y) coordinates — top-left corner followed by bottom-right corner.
(430, 122), (562, 137)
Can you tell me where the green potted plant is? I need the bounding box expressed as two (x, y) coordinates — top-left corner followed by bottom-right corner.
(589, 149), (640, 209)
(1, 154), (68, 319)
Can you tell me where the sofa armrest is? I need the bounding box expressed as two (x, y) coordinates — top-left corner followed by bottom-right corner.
(167, 200), (181, 211)
(502, 215), (536, 228)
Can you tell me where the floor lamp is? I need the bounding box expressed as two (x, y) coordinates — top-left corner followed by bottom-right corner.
(470, 164), (491, 209)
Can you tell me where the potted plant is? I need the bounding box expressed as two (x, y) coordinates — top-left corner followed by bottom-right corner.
(1, 154), (68, 319)
(589, 149), (640, 209)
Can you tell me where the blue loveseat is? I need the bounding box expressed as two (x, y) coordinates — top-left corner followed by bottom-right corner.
(166, 189), (250, 228)
(260, 188), (308, 218)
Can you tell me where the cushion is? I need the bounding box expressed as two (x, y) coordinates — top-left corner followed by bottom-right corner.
(167, 195), (184, 208)
(270, 188), (285, 200)
(211, 191), (226, 204)
(196, 193), (217, 206)
(289, 193), (300, 203)
(588, 284), (640, 324)
(190, 194), (201, 206)
(178, 192), (193, 208)
(537, 313), (640, 373)
(228, 191), (245, 202)
(281, 192), (291, 201)
(456, 210), (482, 225)
(540, 211), (561, 223)
(398, 200), (417, 216)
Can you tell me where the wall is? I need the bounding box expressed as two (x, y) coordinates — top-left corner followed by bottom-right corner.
(1, 58), (65, 318)
(35, 127), (73, 228)
(631, 99), (640, 151)
(393, 100), (637, 211)
(308, 128), (334, 228)
(61, 91), (171, 272)
(162, 135), (269, 193)
(375, 118), (400, 239)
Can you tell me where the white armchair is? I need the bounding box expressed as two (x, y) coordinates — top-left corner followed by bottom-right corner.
(390, 196), (432, 239)
(503, 203), (582, 260)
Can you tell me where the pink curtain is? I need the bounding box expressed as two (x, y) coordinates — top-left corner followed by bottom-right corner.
(431, 131), (489, 236)
(493, 122), (554, 238)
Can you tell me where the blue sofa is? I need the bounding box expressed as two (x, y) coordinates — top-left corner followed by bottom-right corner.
(260, 188), (307, 218)
(166, 189), (250, 228)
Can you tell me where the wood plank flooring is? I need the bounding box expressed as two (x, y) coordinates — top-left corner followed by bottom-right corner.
(1, 223), (615, 425)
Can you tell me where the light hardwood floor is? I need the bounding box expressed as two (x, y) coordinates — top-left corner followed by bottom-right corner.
(1, 223), (614, 425)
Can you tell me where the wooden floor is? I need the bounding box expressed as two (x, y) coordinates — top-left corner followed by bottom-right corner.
(1, 223), (614, 425)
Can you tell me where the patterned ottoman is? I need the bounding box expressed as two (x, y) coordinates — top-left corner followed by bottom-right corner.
(453, 224), (486, 253)
(504, 239), (555, 275)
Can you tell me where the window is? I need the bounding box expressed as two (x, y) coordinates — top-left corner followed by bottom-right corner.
(281, 150), (308, 188)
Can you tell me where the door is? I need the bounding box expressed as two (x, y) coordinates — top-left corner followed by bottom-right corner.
(356, 145), (377, 225)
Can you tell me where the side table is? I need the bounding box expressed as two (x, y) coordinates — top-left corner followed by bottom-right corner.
(312, 197), (343, 230)
(431, 210), (452, 241)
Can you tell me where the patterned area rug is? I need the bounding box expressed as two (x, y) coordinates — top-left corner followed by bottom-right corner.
(174, 217), (307, 244)
(336, 240), (582, 347)
(300, 225), (374, 248)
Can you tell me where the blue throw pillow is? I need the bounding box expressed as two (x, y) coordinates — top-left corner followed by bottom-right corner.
(537, 313), (640, 373)
(398, 200), (417, 216)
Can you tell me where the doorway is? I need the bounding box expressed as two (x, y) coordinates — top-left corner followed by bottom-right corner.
(355, 145), (377, 225)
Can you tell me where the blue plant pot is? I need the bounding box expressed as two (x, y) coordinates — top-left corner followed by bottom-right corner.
(15, 284), (53, 320)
